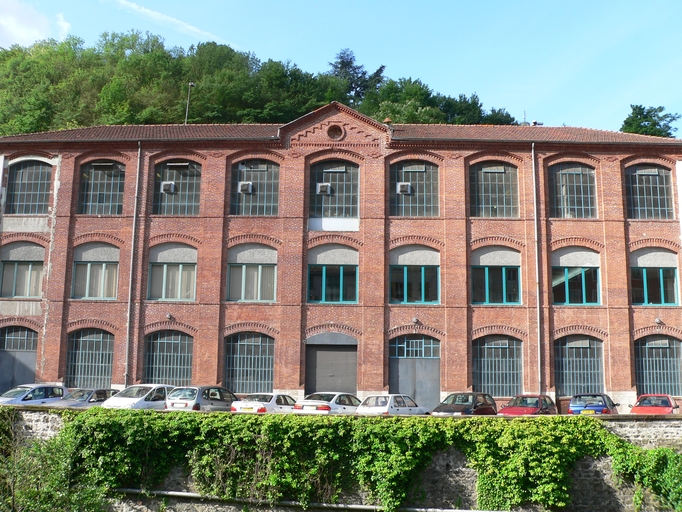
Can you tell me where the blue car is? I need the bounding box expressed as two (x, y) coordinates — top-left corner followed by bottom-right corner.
(567, 393), (620, 415)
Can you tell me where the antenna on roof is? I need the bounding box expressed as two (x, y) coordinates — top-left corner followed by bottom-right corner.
(520, 111), (530, 126)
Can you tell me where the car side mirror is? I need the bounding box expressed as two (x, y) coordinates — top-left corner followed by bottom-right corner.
(615, 403), (621, 407)
(628, 404), (633, 408)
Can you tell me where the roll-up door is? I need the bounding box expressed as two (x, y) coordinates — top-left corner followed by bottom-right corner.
(305, 345), (357, 395)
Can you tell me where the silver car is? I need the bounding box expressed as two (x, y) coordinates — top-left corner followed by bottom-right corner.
(52, 388), (118, 408)
(0, 383), (69, 406)
(165, 386), (238, 412)
(355, 394), (429, 416)
(293, 392), (361, 415)
(101, 384), (174, 410)
(231, 393), (296, 413)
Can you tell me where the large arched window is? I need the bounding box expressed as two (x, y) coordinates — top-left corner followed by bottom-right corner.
(389, 245), (439, 304)
(548, 162), (596, 219)
(78, 160), (125, 215)
(634, 336), (682, 395)
(554, 335), (603, 396)
(153, 160), (201, 215)
(224, 332), (274, 393)
(630, 248), (678, 305)
(625, 164), (673, 220)
(472, 336), (522, 397)
(65, 329), (114, 388)
(309, 160), (359, 231)
(230, 159), (279, 216)
(5, 160), (52, 215)
(0, 242), (44, 298)
(389, 160), (439, 217)
(307, 244), (358, 303)
(144, 330), (193, 386)
(469, 161), (518, 218)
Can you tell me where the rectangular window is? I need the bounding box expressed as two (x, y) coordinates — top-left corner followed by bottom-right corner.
(72, 262), (118, 299)
(1, 262), (43, 297)
(149, 263), (196, 300)
(631, 268), (677, 305)
(389, 266), (439, 304)
(307, 265), (357, 303)
(228, 264), (276, 301)
(472, 266), (520, 304)
(552, 267), (599, 305)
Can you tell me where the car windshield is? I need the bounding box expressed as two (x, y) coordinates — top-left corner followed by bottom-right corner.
(442, 394), (473, 405)
(243, 394), (272, 403)
(63, 389), (91, 401)
(507, 396), (539, 407)
(168, 388), (197, 400)
(116, 386), (152, 399)
(1, 386), (30, 398)
(305, 393), (336, 402)
(636, 396), (670, 407)
(571, 395), (604, 406)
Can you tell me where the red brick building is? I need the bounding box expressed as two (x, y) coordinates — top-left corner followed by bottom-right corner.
(0, 102), (681, 411)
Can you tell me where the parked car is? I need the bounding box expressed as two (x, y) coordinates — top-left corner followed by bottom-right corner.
(431, 392), (497, 416)
(0, 383), (69, 406)
(293, 392), (361, 415)
(629, 394), (679, 415)
(165, 386), (238, 412)
(231, 393), (297, 413)
(355, 394), (429, 416)
(567, 394), (620, 415)
(499, 394), (557, 416)
(51, 388), (118, 408)
(101, 384), (175, 410)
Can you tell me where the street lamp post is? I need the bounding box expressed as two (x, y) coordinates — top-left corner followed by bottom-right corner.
(184, 82), (195, 125)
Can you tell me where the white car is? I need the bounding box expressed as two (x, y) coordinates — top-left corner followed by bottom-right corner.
(165, 386), (237, 412)
(0, 383), (69, 406)
(101, 384), (175, 410)
(355, 394), (429, 416)
(293, 392), (361, 415)
(231, 393), (297, 413)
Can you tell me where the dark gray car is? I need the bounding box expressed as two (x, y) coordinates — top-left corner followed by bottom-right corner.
(431, 392), (497, 416)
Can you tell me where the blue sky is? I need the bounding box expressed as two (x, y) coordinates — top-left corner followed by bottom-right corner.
(1, 0), (681, 133)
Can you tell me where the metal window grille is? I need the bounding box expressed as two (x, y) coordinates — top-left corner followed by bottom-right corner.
(0, 261), (43, 297)
(78, 161), (125, 215)
(309, 160), (359, 218)
(230, 159), (279, 216)
(549, 163), (596, 218)
(307, 265), (357, 303)
(554, 335), (604, 396)
(389, 265), (439, 303)
(153, 161), (201, 215)
(634, 336), (682, 395)
(224, 332), (274, 393)
(469, 162), (518, 218)
(472, 336), (522, 396)
(631, 267), (677, 305)
(471, 266), (520, 304)
(144, 330), (193, 386)
(5, 160), (52, 214)
(0, 327), (37, 351)
(389, 335), (440, 358)
(64, 329), (114, 388)
(625, 165), (673, 220)
(389, 160), (439, 216)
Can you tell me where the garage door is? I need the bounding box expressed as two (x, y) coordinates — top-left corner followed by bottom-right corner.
(389, 335), (441, 411)
(0, 327), (38, 393)
(305, 344), (357, 395)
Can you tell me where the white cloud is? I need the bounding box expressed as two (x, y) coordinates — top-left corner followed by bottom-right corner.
(56, 13), (71, 41)
(0, 0), (50, 47)
(109, 0), (230, 45)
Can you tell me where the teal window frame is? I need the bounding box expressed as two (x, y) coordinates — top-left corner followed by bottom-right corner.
(631, 267), (677, 305)
(389, 265), (440, 304)
(307, 264), (358, 303)
(472, 266), (520, 304)
(552, 267), (599, 305)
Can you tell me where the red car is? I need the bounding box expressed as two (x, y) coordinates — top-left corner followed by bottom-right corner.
(629, 394), (679, 415)
(498, 394), (557, 416)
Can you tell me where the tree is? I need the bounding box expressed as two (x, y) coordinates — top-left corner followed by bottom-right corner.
(328, 49), (385, 107)
(620, 105), (681, 138)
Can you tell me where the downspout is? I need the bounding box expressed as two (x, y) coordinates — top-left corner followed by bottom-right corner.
(124, 142), (142, 387)
(531, 143), (542, 394)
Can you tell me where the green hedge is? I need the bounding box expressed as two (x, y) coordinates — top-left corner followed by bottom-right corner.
(2, 408), (682, 511)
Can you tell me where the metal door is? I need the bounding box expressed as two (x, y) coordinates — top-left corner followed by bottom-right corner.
(0, 348), (37, 392)
(389, 358), (440, 411)
(305, 345), (357, 395)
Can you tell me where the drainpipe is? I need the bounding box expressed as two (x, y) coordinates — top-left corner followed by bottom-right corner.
(124, 142), (142, 387)
(531, 143), (542, 394)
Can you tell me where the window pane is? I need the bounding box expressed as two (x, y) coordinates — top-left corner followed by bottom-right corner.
(646, 269), (662, 304)
(663, 269), (676, 304)
(406, 266), (422, 302)
(103, 264), (118, 298)
(631, 268), (645, 304)
(15, 263), (29, 296)
(180, 265), (195, 299)
(73, 264), (88, 298)
(1, 263), (14, 297)
(567, 268), (584, 303)
(390, 267), (404, 302)
(244, 265), (259, 300)
(552, 268), (566, 303)
(488, 267), (503, 303)
(325, 266), (341, 302)
(423, 267), (438, 302)
(260, 266), (275, 301)
(342, 266), (357, 301)
(165, 264), (180, 298)
(88, 263), (103, 298)
(150, 265), (164, 299)
(308, 266), (323, 301)
(584, 268), (599, 304)
(505, 267), (519, 303)
(472, 267), (486, 303)
(229, 266), (243, 300)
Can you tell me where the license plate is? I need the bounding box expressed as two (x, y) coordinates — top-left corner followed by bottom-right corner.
(452, 412), (462, 416)
(173, 403), (187, 408)
(241, 407), (253, 412)
(580, 409), (595, 415)
(304, 405), (317, 410)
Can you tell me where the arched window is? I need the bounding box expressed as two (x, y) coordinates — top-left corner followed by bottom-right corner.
(634, 336), (682, 395)
(389, 245), (439, 304)
(389, 160), (439, 217)
(554, 335), (603, 396)
(472, 336), (522, 397)
(551, 247), (600, 305)
(307, 244), (358, 303)
(72, 242), (119, 299)
(153, 160), (201, 215)
(144, 330), (193, 386)
(78, 160), (125, 215)
(227, 244), (276, 302)
(625, 164), (673, 220)
(548, 162), (596, 219)
(5, 160), (52, 215)
(630, 248), (678, 305)
(230, 159), (279, 216)
(471, 246), (521, 304)
(224, 332), (274, 393)
(65, 329), (114, 388)
(148, 243), (196, 301)
(469, 161), (518, 218)
(309, 160), (359, 231)
(0, 242), (44, 298)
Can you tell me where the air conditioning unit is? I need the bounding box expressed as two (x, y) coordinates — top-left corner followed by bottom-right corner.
(161, 181), (176, 194)
(397, 182), (412, 195)
(316, 183), (332, 195)
(238, 181), (253, 194)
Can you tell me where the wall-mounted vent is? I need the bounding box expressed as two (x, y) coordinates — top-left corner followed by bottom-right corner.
(316, 183), (332, 195)
(161, 181), (176, 194)
(397, 182), (412, 195)
(238, 181), (253, 194)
